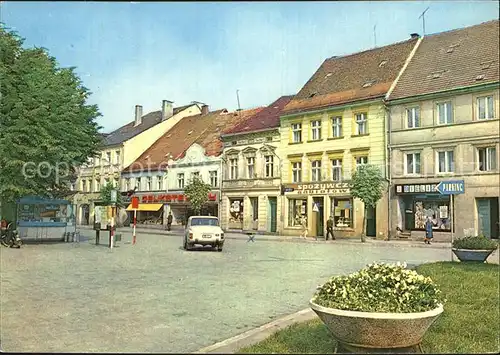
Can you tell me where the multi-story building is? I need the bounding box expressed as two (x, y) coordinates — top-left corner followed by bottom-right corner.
(220, 96), (293, 233)
(278, 36), (420, 238)
(386, 20), (499, 241)
(74, 100), (202, 225)
(122, 107), (261, 226)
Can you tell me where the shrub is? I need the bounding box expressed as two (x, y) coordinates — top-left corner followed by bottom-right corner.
(452, 236), (498, 250)
(312, 262), (445, 313)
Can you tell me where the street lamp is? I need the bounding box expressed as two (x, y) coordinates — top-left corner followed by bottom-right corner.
(110, 189), (117, 249)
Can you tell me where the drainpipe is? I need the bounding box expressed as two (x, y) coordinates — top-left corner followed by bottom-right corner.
(220, 155), (226, 230)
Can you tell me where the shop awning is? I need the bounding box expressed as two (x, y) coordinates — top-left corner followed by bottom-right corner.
(126, 203), (163, 212)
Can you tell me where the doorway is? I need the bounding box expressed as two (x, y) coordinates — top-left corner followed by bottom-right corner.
(250, 197), (259, 230)
(81, 204), (90, 225)
(477, 197), (499, 239)
(312, 197), (324, 237)
(366, 205), (376, 237)
(268, 197), (277, 233)
(403, 197), (414, 231)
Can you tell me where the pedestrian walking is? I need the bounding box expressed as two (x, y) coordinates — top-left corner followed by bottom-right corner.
(326, 215), (335, 240)
(424, 217), (433, 244)
(300, 216), (308, 239)
(166, 212), (173, 231)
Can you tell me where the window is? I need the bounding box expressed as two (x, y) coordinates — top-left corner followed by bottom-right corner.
(437, 151), (454, 173)
(81, 180), (87, 192)
(104, 178), (110, 186)
(478, 147), (497, 171)
(192, 171), (200, 180)
(177, 173), (185, 189)
(311, 120), (322, 140)
(114, 178), (119, 188)
(157, 175), (163, 190)
(94, 179), (100, 192)
(288, 198), (307, 227)
(477, 96), (495, 120)
(331, 116), (342, 137)
(311, 160), (322, 182)
(331, 198), (353, 228)
(437, 102), (453, 124)
(355, 113), (368, 135)
(70, 183), (75, 191)
(94, 157), (100, 166)
(115, 150), (121, 165)
(291, 123), (302, 143)
(406, 107), (420, 128)
(210, 171), (218, 187)
(405, 153), (421, 175)
(331, 159), (342, 181)
(229, 158), (238, 179)
(247, 157), (255, 178)
(355, 156), (368, 167)
(264, 155), (274, 177)
(106, 152), (111, 165)
(125, 178), (130, 191)
(146, 177), (152, 190)
(292, 162), (302, 183)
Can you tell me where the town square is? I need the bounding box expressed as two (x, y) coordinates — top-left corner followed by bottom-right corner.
(0, 1), (499, 353)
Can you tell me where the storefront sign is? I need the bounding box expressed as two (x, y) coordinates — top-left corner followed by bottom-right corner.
(283, 182), (350, 195)
(139, 192), (218, 203)
(435, 180), (465, 195)
(395, 183), (439, 195)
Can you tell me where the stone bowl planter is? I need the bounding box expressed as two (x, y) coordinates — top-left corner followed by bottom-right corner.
(309, 299), (443, 349)
(452, 248), (495, 263)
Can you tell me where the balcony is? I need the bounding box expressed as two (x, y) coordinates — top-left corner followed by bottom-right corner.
(222, 177), (281, 190)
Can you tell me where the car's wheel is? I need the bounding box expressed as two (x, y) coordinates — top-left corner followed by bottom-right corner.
(217, 246), (223, 252)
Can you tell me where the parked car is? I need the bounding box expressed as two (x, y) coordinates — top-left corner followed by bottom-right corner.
(184, 216), (224, 252)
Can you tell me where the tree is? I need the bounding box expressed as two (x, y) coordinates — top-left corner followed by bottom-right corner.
(350, 164), (385, 243)
(184, 176), (212, 215)
(0, 26), (102, 203)
(99, 182), (124, 207)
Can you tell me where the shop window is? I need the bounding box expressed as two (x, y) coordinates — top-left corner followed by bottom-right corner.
(291, 123), (302, 143)
(437, 150), (454, 173)
(478, 147), (497, 171)
(311, 160), (322, 181)
(210, 170), (218, 187)
(406, 107), (420, 128)
(292, 161), (302, 183)
(331, 116), (342, 137)
(332, 198), (353, 228)
(437, 101), (453, 125)
(405, 153), (421, 175)
(288, 198), (307, 227)
(265, 155), (274, 177)
(177, 173), (185, 189)
(229, 199), (243, 227)
(413, 198), (451, 231)
(355, 113), (368, 135)
(477, 95), (495, 120)
(311, 120), (322, 140)
(331, 159), (342, 181)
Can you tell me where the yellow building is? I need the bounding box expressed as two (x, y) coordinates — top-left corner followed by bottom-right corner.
(279, 37), (419, 239)
(74, 101), (202, 225)
(386, 20), (499, 241)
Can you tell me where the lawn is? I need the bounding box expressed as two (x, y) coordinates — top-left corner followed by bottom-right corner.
(239, 262), (500, 354)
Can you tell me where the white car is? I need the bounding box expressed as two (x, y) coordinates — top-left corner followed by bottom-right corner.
(183, 216), (225, 252)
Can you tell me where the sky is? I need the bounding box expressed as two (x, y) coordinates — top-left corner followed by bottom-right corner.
(1, 1), (499, 132)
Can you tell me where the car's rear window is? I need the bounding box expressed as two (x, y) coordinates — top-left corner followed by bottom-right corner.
(191, 218), (219, 226)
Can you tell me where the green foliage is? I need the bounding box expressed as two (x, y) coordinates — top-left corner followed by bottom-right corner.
(0, 26), (102, 202)
(452, 236), (498, 250)
(184, 176), (212, 215)
(99, 182), (124, 207)
(312, 262), (445, 313)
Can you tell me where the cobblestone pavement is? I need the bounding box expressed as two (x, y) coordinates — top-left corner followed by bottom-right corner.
(1, 230), (453, 353)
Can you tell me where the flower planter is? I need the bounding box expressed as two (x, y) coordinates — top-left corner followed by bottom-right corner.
(310, 299), (443, 349)
(452, 248), (495, 263)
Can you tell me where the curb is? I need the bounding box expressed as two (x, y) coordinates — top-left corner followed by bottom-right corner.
(193, 308), (317, 354)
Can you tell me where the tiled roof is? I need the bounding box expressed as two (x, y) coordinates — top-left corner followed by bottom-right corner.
(103, 104), (195, 146)
(388, 20), (499, 100)
(222, 95), (294, 136)
(124, 107), (263, 173)
(283, 38), (419, 115)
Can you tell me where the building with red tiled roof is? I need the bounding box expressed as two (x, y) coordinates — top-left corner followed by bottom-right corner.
(218, 95), (293, 233)
(386, 20), (499, 241)
(121, 107), (262, 226)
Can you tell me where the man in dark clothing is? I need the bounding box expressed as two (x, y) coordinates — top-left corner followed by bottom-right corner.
(326, 216), (335, 240)
(167, 212), (173, 231)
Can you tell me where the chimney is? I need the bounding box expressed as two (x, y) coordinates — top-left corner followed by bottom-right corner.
(410, 33), (420, 39)
(162, 100), (174, 121)
(201, 104), (209, 115)
(134, 105), (143, 127)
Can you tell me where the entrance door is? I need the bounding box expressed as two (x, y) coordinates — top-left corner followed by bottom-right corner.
(366, 206), (376, 237)
(477, 198), (500, 239)
(268, 197), (277, 233)
(313, 197), (324, 237)
(403, 197), (414, 231)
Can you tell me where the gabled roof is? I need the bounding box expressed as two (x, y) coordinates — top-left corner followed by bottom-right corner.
(124, 107), (263, 173)
(222, 95), (294, 136)
(103, 104), (195, 147)
(282, 38), (419, 115)
(388, 20), (499, 101)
